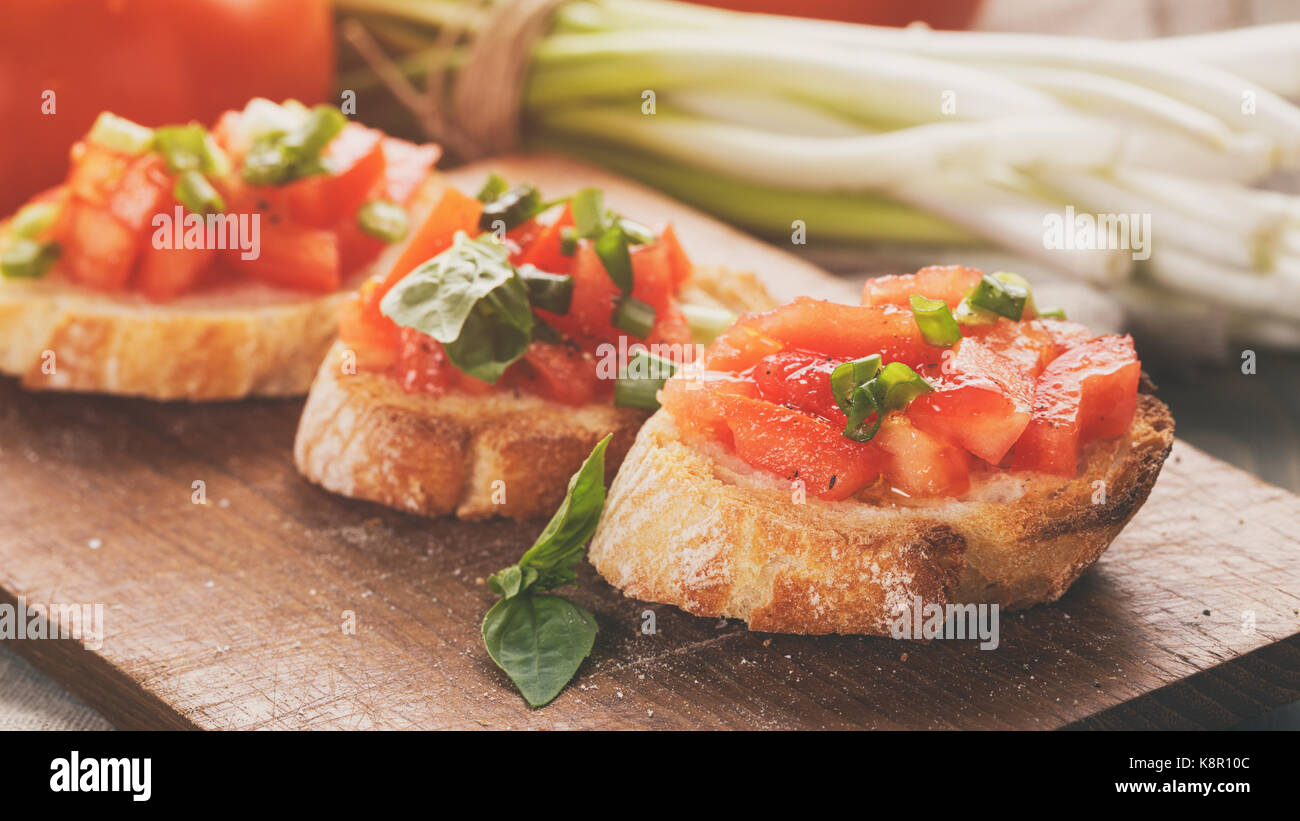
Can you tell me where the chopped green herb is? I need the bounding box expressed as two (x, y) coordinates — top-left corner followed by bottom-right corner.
(357, 200), (409, 243)
(909, 294), (962, 347)
(1, 239), (60, 279)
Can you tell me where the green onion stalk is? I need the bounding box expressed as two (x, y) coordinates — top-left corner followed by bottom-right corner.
(334, 0), (1300, 338)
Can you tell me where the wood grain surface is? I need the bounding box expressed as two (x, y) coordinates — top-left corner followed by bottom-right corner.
(0, 157), (1297, 730)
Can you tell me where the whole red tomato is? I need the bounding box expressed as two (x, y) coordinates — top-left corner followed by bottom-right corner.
(0, 0), (336, 213)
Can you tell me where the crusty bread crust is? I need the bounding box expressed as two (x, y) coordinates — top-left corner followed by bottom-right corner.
(587, 392), (1174, 635)
(0, 176), (449, 401)
(293, 265), (777, 520)
(294, 341), (650, 520)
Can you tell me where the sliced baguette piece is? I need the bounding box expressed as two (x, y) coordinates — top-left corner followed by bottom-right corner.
(587, 390), (1174, 635)
(0, 175), (449, 401)
(293, 265), (776, 520)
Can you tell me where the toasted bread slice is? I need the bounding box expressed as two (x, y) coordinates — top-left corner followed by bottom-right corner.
(0, 177), (448, 401)
(587, 390), (1174, 635)
(293, 266), (776, 520)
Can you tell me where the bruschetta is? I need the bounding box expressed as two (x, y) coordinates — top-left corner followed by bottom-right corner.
(0, 99), (440, 399)
(588, 266), (1174, 635)
(293, 177), (775, 519)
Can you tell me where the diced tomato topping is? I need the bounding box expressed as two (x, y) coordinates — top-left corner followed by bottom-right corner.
(53, 198), (139, 290)
(537, 241), (620, 349)
(338, 279), (399, 371)
(515, 342), (599, 406)
(861, 265), (982, 308)
(908, 337), (1034, 465)
(380, 138), (440, 204)
(107, 154), (172, 235)
(390, 326), (455, 396)
(657, 223), (693, 288)
(875, 415), (971, 497)
(748, 351), (846, 425)
(513, 204), (575, 275)
(334, 212), (388, 274)
(1011, 335), (1141, 475)
(661, 379), (881, 501)
(283, 124), (386, 229)
(706, 298), (947, 372)
(663, 275), (1143, 500)
(966, 319), (1058, 379)
(377, 186), (483, 298)
(238, 224), (340, 292)
(135, 244), (215, 302)
(20, 109), (438, 302)
(65, 142), (130, 204)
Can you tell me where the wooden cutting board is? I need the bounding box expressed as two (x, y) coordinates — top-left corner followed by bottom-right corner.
(1, 156), (1297, 730)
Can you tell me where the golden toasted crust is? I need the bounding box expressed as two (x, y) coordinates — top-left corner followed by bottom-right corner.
(0, 285), (350, 400)
(0, 176), (450, 401)
(953, 392), (1175, 609)
(293, 265), (777, 520)
(293, 342), (649, 520)
(588, 392), (1174, 635)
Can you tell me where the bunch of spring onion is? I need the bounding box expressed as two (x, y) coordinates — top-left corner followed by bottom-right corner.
(335, 0), (1300, 349)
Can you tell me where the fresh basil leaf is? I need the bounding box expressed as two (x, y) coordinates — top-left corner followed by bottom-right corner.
(479, 184), (541, 232)
(441, 274), (534, 383)
(487, 564), (539, 599)
(530, 317), (566, 345)
(380, 232), (534, 384)
(570, 187), (605, 238)
(594, 223), (633, 293)
(380, 232), (519, 343)
(482, 594), (598, 708)
(516, 433), (611, 590)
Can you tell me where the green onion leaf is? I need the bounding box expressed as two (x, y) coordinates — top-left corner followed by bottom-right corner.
(618, 217), (656, 245)
(613, 375), (663, 409)
(570, 187), (605, 238)
(240, 104), (345, 186)
(357, 200), (409, 243)
(518, 265), (574, 314)
(611, 295), (655, 338)
(87, 112), (155, 156)
(173, 170), (226, 215)
(594, 223), (633, 292)
(1, 239), (60, 279)
(614, 349), (677, 409)
(154, 124), (227, 175)
(559, 226), (578, 257)
(874, 361), (934, 411)
(909, 294), (962, 347)
(476, 173), (510, 203)
(292, 105), (347, 160)
(830, 354), (883, 414)
(842, 384), (883, 442)
(1038, 307), (1067, 319)
(479, 184), (541, 232)
(11, 202), (60, 239)
(968, 271), (1030, 321)
(681, 303), (737, 344)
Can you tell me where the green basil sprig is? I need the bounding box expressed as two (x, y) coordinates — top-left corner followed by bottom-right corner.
(379, 231), (534, 383)
(482, 435), (612, 707)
